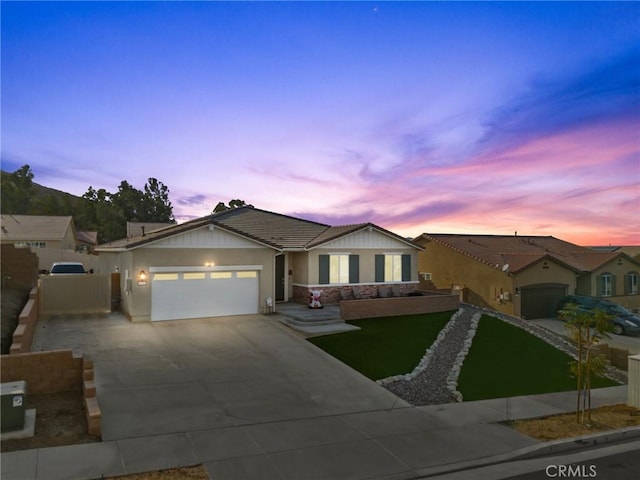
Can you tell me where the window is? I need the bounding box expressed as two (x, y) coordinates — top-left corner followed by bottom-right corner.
(626, 272), (639, 295)
(153, 273), (179, 281)
(599, 273), (613, 297)
(319, 254), (359, 284)
(375, 254), (411, 282)
(211, 272), (232, 279)
(183, 272), (205, 280)
(330, 255), (349, 284)
(237, 271), (257, 278)
(385, 255), (403, 282)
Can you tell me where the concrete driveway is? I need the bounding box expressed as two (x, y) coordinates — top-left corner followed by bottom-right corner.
(25, 312), (551, 480)
(33, 313), (408, 440)
(530, 318), (640, 354)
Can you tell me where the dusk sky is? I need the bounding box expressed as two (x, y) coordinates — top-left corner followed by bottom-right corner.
(2, 1), (639, 245)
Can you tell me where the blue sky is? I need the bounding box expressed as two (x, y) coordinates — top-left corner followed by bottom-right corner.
(2, 1), (639, 244)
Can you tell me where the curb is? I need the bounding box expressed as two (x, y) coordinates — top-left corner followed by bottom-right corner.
(413, 425), (640, 478)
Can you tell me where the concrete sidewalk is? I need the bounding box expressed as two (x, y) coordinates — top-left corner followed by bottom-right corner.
(2, 313), (632, 480)
(1, 386), (629, 480)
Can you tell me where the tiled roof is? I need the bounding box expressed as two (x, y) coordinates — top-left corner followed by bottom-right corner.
(76, 231), (98, 245)
(97, 207), (422, 252)
(97, 207), (327, 250)
(418, 234), (635, 273)
(0, 215), (73, 241)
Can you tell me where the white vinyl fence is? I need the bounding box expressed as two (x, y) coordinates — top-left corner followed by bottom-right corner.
(629, 355), (640, 408)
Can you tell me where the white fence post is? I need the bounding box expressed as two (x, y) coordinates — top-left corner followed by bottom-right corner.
(629, 354), (640, 408)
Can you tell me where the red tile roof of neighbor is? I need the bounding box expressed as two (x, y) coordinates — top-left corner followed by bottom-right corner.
(96, 206), (421, 251)
(418, 234), (637, 273)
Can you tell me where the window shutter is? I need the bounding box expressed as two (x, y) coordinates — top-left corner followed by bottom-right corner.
(625, 274), (631, 295)
(611, 275), (617, 296)
(401, 254), (411, 282)
(597, 276), (603, 297)
(319, 255), (329, 284)
(349, 255), (359, 284)
(375, 255), (385, 282)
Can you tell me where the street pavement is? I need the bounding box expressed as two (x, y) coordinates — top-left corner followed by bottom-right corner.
(1, 312), (635, 480)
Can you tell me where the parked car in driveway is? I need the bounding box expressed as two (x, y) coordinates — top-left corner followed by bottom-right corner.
(556, 295), (640, 336)
(49, 262), (86, 274)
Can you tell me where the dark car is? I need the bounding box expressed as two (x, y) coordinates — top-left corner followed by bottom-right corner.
(556, 295), (640, 336)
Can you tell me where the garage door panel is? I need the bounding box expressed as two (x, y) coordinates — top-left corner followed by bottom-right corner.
(521, 284), (567, 320)
(151, 270), (259, 321)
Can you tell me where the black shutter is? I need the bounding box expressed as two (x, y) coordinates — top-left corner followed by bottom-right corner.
(375, 255), (385, 282)
(319, 255), (329, 284)
(401, 254), (411, 281)
(349, 255), (359, 283)
(597, 275), (604, 297)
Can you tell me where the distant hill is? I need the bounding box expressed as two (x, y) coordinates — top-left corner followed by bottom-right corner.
(0, 169), (98, 234)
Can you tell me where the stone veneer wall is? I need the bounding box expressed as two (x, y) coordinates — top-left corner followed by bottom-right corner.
(292, 283), (418, 305)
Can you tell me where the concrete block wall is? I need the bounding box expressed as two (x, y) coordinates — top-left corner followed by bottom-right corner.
(9, 287), (39, 354)
(82, 358), (101, 437)
(0, 349), (102, 438)
(592, 343), (631, 371)
(1, 349), (84, 393)
(340, 293), (460, 321)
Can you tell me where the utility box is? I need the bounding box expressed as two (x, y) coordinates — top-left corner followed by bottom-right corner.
(1, 381), (27, 432)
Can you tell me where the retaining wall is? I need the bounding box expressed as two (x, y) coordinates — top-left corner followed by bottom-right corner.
(9, 287), (39, 354)
(0, 349), (102, 437)
(592, 343), (631, 371)
(340, 292), (460, 321)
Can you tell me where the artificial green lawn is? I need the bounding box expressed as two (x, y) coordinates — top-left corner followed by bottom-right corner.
(308, 312), (454, 380)
(457, 315), (619, 401)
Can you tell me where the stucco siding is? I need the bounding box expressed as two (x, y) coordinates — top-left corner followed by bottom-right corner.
(590, 257), (640, 310)
(118, 247), (275, 322)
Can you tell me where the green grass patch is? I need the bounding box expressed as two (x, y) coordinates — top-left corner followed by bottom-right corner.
(308, 311), (454, 380)
(458, 315), (618, 401)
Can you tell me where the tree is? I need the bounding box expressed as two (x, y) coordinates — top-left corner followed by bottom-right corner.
(1, 165), (35, 213)
(212, 199), (253, 213)
(559, 304), (613, 423)
(141, 178), (174, 222)
(111, 180), (144, 222)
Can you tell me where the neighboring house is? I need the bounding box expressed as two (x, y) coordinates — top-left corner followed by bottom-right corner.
(96, 207), (422, 322)
(589, 245), (640, 261)
(414, 234), (640, 319)
(0, 215), (77, 250)
(76, 231), (98, 253)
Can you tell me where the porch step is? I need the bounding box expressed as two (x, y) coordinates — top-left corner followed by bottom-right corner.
(277, 317), (361, 337)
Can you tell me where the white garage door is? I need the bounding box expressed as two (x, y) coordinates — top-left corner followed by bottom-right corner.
(151, 268), (259, 321)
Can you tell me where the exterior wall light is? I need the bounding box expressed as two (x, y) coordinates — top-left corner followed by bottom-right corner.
(137, 270), (147, 286)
